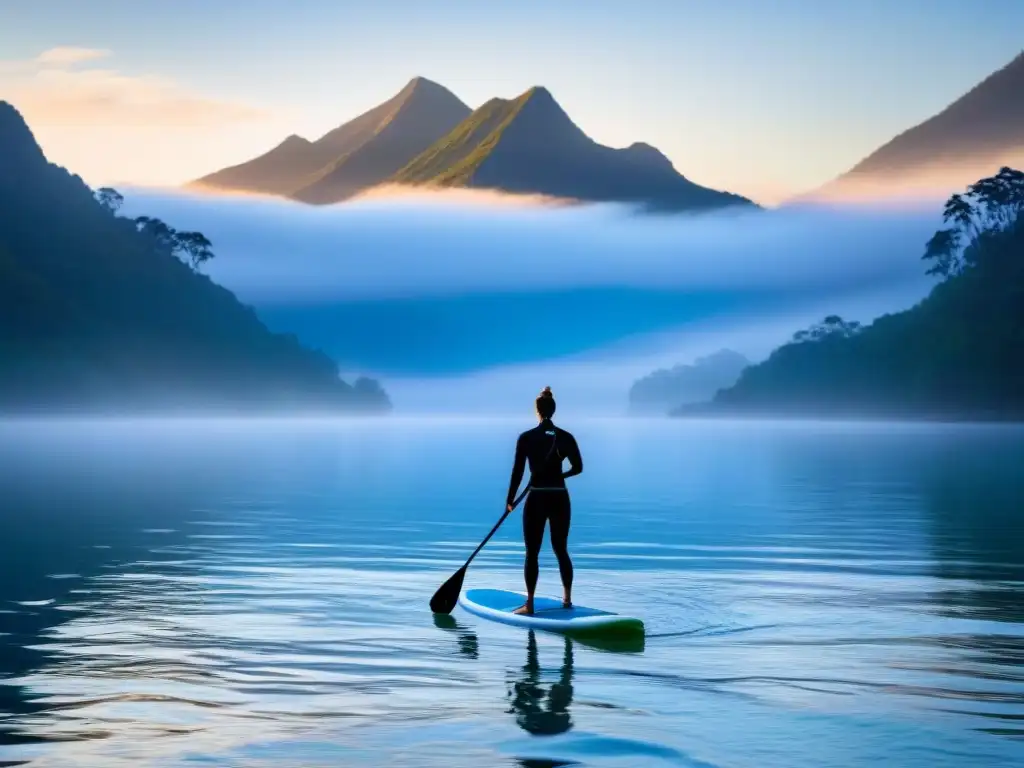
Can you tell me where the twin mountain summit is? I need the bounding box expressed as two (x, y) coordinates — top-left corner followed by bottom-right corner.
(191, 77), (753, 212)
(192, 52), (1024, 209)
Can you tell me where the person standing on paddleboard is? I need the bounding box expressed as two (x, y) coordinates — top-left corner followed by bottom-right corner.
(505, 387), (583, 616)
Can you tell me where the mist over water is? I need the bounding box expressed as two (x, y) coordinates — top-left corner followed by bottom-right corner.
(122, 188), (942, 412)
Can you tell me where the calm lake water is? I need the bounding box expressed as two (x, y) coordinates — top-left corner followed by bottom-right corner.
(0, 417), (1022, 767)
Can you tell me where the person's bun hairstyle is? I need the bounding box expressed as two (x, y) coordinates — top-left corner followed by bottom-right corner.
(535, 386), (556, 419)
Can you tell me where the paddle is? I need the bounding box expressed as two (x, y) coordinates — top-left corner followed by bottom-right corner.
(429, 485), (531, 614)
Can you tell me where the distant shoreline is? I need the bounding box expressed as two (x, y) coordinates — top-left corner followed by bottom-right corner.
(669, 403), (1024, 424)
(0, 403), (391, 419)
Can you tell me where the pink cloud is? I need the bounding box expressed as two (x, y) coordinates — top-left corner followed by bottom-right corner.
(34, 47), (112, 67)
(1, 48), (269, 128)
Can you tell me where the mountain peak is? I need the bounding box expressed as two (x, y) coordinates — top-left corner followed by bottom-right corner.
(400, 76), (453, 97)
(0, 101), (48, 171)
(627, 141), (659, 152)
(515, 86), (573, 124)
(192, 77), (470, 200)
(524, 85), (557, 104)
(281, 133), (311, 147)
(283, 78), (471, 203)
(392, 80), (753, 212)
(504, 86), (589, 146)
(621, 142), (679, 176)
(809, 48), (1024, 201)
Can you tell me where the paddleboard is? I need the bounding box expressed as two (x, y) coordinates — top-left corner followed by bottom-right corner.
(458, 588), (644, 640)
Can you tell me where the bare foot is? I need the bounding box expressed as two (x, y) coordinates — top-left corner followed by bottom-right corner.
(513, 603), (534, 616)
(562, 600), (573, 610)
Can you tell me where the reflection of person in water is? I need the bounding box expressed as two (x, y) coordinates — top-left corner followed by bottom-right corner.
(506, 630), (575, 736)
(432, 613), (479, 660)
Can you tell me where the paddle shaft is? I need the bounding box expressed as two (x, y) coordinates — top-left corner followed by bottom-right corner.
(428, 485), (533, 613)
(462, 485), (530, 568)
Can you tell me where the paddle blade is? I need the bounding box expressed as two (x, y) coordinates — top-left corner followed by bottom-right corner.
(429, 565), (467, 615)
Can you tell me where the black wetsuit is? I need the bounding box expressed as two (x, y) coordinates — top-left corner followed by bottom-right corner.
(506, 419), (583, 595)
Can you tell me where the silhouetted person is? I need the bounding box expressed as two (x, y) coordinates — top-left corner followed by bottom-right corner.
(506, 387), (582, 616)
(506, 631), (575, 736)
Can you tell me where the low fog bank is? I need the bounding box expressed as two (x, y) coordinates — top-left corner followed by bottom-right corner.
(118, 187), (942, 409)
(123, 187), (938, 302)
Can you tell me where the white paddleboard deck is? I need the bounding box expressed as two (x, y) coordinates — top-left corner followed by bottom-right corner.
(459, 588), (644, 638)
